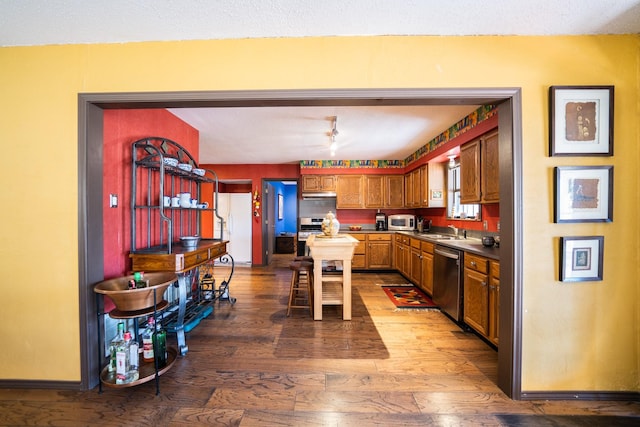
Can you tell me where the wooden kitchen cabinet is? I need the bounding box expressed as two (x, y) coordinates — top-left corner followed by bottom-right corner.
(409, 238), (422, 287)
(404, 168), (422, 208)
(460, 130), (499, 204)
(460, 138), (482, 203)
(420, 241), (434, 295)
(463, 253), (490, 337)
(488, 260), (500, 346)
(464, 253), (489, 338)
(336, 175), (364, 208)
(367, 233), (393, 269)
(351, 233), (366, 269)
(301, 175), (336, 192)
(363, 175), (404, 209)
(364, 175), (384, 208)
(394, 234), (411, 277)
(404, 173), (414, 207)
(385, 175), (404, 208)
(482, 131), (500, 203)
(351, 233), (392, 270)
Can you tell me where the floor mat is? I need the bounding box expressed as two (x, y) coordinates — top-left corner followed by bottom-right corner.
(381, 285), (438, 309)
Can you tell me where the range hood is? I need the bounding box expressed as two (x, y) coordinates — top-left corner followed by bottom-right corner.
(301, 191), (337, 200)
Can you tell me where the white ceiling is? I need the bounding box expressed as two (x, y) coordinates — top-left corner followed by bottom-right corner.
(3, 0), (639, 164)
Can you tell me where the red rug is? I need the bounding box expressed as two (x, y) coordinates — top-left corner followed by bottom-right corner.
(381, 285), (438, 309)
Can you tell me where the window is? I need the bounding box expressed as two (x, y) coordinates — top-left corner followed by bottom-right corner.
(447, 160), (481, 220)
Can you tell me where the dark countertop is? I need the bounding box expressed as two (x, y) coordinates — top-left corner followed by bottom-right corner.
(340, 228), (500, 260)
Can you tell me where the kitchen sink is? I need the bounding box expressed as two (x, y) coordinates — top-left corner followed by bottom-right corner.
(424, 234), (455, 240)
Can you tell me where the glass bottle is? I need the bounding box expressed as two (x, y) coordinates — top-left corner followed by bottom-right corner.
(128, 331), (139, 382)
(108, 322), (125, 374)
(115, 331), (131, 384)
(153, 320), (167, 368)
(142, 317), (155, 363)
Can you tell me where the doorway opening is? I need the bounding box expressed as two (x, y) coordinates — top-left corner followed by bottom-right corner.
(79, 88), (522, 398)
(262, 179), (299, 266)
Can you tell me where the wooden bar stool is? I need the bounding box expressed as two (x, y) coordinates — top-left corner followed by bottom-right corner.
(287, 260), (314, 317)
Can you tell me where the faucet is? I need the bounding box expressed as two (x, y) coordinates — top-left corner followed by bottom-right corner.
(448, 225), (458, 237)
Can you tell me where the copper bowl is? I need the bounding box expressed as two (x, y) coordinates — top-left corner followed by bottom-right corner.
(349, 225), (362, 231)
(94, 272), (177, 312)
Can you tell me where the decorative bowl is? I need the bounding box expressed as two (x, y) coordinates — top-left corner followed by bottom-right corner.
(94, 272), (176, 312)
(178, 163), (192, 172)
(349, 225), (362, 231)
(180, 236), (200, 248)
(163, 157), (179, 167)
(192, 168), (205, 176)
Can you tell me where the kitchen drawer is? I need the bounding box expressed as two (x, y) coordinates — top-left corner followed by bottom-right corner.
(465, 253), (489, 274)
(421, 241), (434, 253)
(209, 243), (227, 259)
(352, 254), (366, 268)
(368, 233), (391, 241)
(490, 260), (500, 279)
(184, 248), (211, 270)
(395, 234), (404, 243)
(410, 238), (421, 249)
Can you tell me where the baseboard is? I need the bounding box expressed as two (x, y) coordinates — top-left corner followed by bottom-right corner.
(0, 379), (82, 390)
(521, 390), (640, 401)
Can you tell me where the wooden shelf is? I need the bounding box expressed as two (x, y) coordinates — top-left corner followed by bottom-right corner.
(99, 346), (177, 388)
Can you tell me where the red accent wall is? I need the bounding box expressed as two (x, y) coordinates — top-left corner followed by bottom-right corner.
(199, 163), (300, 265)
(103, 109), (199, 282)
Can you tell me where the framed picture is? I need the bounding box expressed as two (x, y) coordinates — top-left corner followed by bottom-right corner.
(277, 194), (283, 220)
(554, 166), (613, 223)
(549, 85), (614, 156)
(559, 236), (604, 282)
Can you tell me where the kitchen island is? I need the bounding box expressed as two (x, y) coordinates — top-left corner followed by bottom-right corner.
(306, 233), (359, 321)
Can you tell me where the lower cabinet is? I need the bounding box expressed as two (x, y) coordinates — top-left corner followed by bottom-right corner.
(394, 234), (411, 277)
(352, 234), (366, 268)
(367, 233), (393, 269)
(420, 241), (434, 296)
(488, 260), (500, 346)
(409, 238), (422, 286)
(352, 233), (392, 269)
(463, 252), (499, 345)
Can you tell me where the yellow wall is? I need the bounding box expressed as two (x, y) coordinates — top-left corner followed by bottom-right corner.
(0, 35), (638, 391)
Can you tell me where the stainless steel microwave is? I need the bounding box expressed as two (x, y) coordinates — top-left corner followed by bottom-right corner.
(387, 214), (416, 231)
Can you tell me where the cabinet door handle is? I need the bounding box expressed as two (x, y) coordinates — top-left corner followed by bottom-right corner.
(481, 281), (487, 287)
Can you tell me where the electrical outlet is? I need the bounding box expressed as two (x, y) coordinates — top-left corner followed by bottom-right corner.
(497, 221), (500, 231)
(483, 220), (488, 230)
(109, 194), (118, 208)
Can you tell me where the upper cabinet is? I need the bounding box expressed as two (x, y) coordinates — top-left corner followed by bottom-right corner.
(404, 163), (447, 208)
(301, 175), (336, 192)
(336, 175), (365, 208)
(460, 129), (499, 204)
(364, 175), (404, 209)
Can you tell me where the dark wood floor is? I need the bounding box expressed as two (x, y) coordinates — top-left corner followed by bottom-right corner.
(1, 254), (638, 426)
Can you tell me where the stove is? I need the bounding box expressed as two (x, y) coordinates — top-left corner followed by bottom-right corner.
(297, 217), (323, 255)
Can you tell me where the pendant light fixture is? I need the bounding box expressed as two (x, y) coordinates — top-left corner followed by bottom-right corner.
(329, 116), (338, 156)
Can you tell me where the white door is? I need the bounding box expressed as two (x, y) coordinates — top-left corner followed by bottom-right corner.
(215, 193), (252, 265)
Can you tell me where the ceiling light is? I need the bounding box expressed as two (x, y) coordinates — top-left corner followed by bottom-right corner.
(329, 116), (339, 155)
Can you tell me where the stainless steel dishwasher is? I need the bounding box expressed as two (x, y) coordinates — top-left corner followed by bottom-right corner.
(433, 244), (464, 323)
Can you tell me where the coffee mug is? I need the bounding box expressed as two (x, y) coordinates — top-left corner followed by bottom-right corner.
(171, 196), (180, 207)
(163, 196), (171, 207)
(191, 198), (198, 208)
(197, 202), (209, 209)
